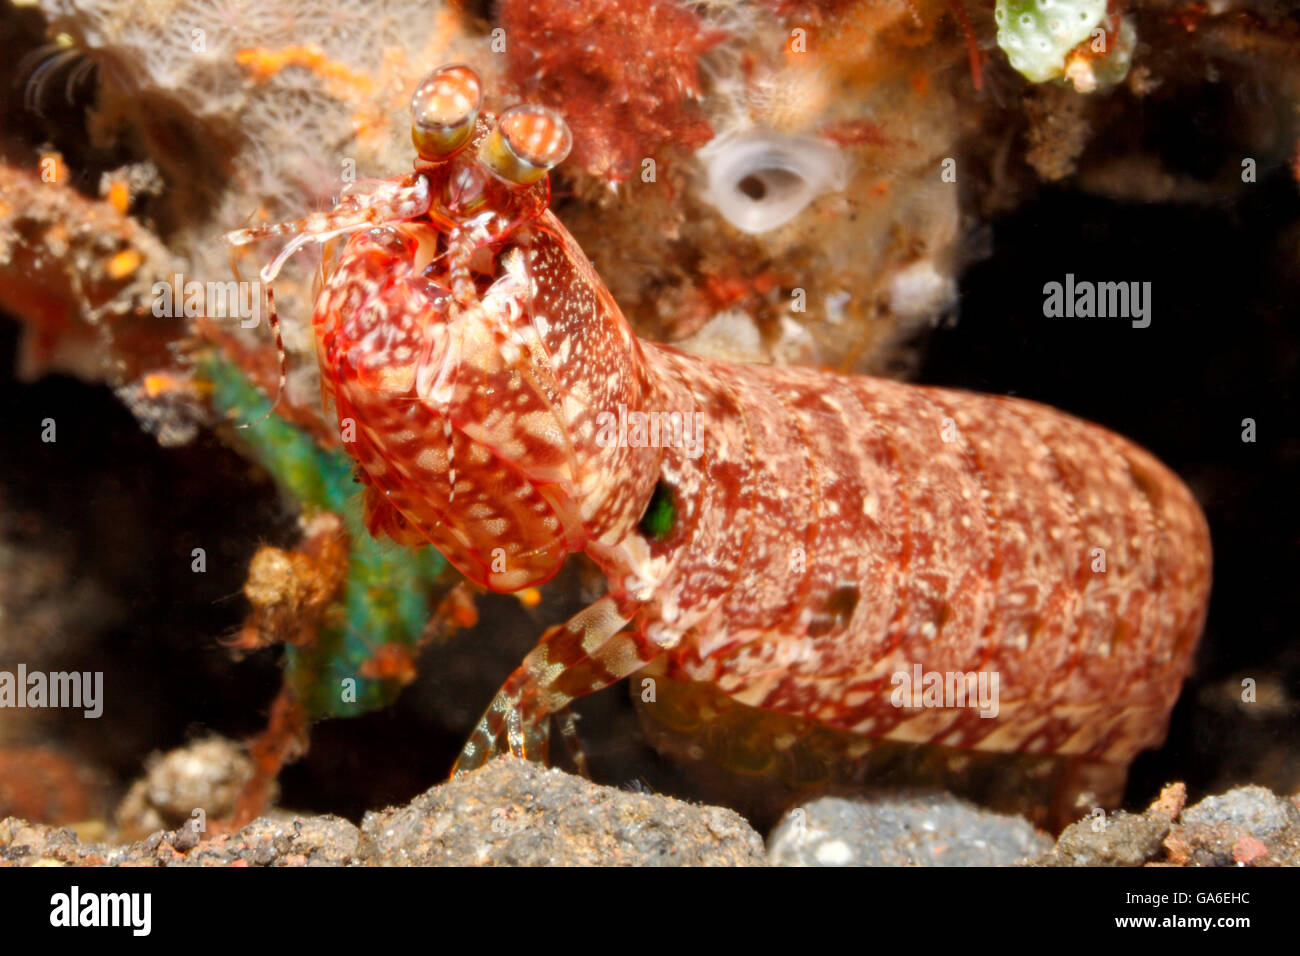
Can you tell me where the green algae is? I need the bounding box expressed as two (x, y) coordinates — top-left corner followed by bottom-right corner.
(199, 352), (446, 718)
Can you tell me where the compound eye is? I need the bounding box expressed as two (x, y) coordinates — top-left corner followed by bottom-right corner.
(411, 64), (482, 161)
(479, 104), (572, 186)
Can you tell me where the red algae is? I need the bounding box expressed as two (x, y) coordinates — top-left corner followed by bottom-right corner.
(500, 0), (724, 181)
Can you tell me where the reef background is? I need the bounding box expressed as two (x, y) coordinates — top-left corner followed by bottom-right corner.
(0, 0), (1297, 846)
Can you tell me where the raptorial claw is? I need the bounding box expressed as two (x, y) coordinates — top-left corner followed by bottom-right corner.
(452, 670), (552, 774)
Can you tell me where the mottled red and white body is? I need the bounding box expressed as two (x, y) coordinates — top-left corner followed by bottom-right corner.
(227, 65), (1212, 822)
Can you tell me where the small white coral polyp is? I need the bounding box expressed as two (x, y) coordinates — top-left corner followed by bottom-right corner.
(697, 131), (848, 235)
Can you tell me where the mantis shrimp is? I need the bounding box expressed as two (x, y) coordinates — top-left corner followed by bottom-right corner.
(226, 64), (1211, 824)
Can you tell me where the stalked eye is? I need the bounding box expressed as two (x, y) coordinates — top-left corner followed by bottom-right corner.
(479, 104), (572, 186)
(411, 64), (482, 161)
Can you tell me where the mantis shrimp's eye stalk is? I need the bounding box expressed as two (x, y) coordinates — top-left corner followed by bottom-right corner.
(411, 64), (483, 161)
(480, 104), (572, 186)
